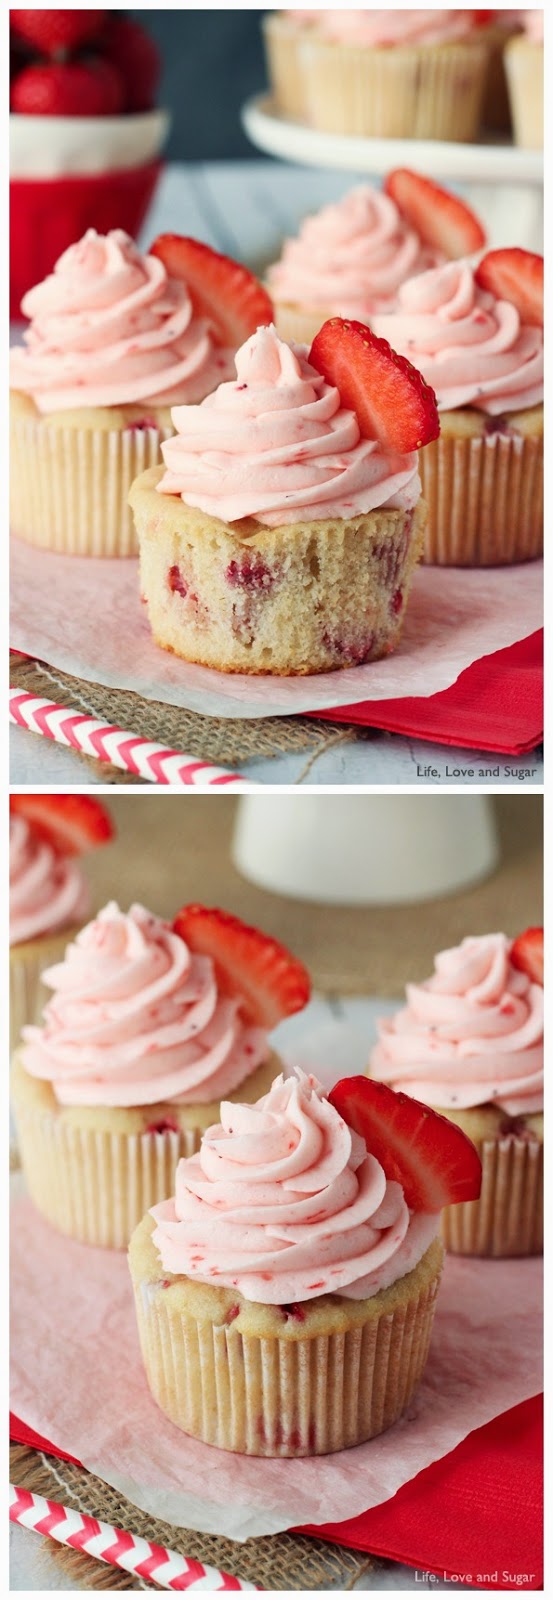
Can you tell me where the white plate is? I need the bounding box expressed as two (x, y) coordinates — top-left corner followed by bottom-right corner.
(10, 108), (170, 179)
(242, 93), (543, 186)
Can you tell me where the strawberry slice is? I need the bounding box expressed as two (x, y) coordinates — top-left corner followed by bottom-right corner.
(384, 168), (486, 260)
(510, 927), (543, 987)
(150, 235), (273, 349)
(309, 319), (439, 454)
(173, 904), (310, 1029)
(10, 795), (113, 856)
(329, 1076), (482, 1211)
(475, 249), (543, 328)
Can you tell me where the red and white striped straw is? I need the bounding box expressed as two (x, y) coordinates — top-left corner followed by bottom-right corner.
(9, 689), (258, 789)
(10, 1484), (261, 1590)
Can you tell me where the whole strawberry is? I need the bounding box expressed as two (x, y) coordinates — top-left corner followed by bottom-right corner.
(11, 58), (124, 117)
(101, 15), (161, 112)
(11, 9), (106, 57)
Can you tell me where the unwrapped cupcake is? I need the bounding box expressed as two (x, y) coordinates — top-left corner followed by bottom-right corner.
(9, 227), (272, 556)
(373, 249), (543, 565)
(268, 171), (486, 346)
(11, 900), (310, 1248)
(369, 930), (543, 1257)
(10, 794), (113, 1051)
(262, 9), (492, 142)
(129, 1068), (481, 1455)
(129, 318), (439, 675)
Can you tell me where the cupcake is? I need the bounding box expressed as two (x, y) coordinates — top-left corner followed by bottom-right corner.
(129, 318), (439, 676)
(370, 930), (543, 1258)
(129, 1068), (480, 1456)
(12, 901), (310, 1249)
(504, 10), (544, 149)
(10, 794), (113, 1052)
(263, 10), (491, 142)
(9, 228), (272, 556)
(268, 172), (486, 346)
(373, 249), (544, 565)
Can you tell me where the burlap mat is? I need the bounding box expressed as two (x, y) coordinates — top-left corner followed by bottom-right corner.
(10, 1442), (380, 1591)
(10, 654), (363, 782)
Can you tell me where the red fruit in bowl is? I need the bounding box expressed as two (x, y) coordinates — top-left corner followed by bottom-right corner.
(384, 168), (486, 260)
(173, 905), (311, 1029)
(10, 9), (106, 57)
(11, 58), (124, 117)
(10, 795), (114, 856)
(151, 235), (274, 349)
(475, 248), (543, 329)
(329, 1076), (482, 1211)
(310, 318), (440, 455)
(511, 927), (543, 987)
(101, 15), (161, 113)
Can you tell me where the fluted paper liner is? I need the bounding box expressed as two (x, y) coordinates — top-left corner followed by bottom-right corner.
(419, 431), (543, 566)
(504, 38), (543, 150)
(130, 1260), (442, 1457)
(10, 929), (78, 1054)
(10, 412), (172, 557)
(12, 1103), (199, 1249)
(442, 1135), (543, 1258)
(262, 13), (308, 122)
(301, 38), (489, 141)
(273, 302), (330, 347)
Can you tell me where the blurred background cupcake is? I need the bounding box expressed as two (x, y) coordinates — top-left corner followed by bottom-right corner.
(9, 9), (168, 318)
(263, 9), (493, 142)
(504, 10), (544, 150)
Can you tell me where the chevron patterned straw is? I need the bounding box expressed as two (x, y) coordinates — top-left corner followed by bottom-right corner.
(9, 688), (258, 788)
(10, 1484), (261, 1590)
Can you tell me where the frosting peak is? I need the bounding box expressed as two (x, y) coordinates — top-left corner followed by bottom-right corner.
(10, 815), (89, 947)
(371, 933), (544, 1116)
(151, 1071), (439, 1303)
(372, 261), (543, 413)
(9, 228), (234, 412)
(158, 323), (421, 525)
(268, 185), (443, 317)
(21, 902), (269, 1107)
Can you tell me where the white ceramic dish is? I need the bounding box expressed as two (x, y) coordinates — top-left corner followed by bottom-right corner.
(10, 107), (170, 178)
(242, 93), (543, 186)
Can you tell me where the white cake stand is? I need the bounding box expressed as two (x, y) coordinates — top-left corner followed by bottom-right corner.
(241, 94), (543, 252)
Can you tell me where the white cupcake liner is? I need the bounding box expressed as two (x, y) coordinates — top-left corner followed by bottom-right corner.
(419, 429), (543, 565)
(441, 1135), (543, 1257)
(10, 929), (78, 1054)
(10, 411), (172, 557)
(504, 38), (543, 150)
(12, 1104), (200, 1249)
(300, 38), (489, 141)
(131, 1260), (441, 1455)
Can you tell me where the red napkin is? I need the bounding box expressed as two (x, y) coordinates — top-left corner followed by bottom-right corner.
(10, 1396), (542, 1590)
(312, 631), (543, 757)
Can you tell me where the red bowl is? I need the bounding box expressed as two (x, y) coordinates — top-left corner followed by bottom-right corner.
(10, 158), (163, 318)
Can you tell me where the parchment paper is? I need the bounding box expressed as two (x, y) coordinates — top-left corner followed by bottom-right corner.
(10, 537), (542, 721)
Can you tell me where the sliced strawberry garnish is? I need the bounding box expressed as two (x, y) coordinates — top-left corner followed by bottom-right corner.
(10, 795), (113, 856)
(329, 1076), (482, 1211)
(385, 168), (486, 260)
(309, 318), (439, 455)
(475, 248), (543, 328)
(510, 927), (543, 987)
(150, 235), (273, 350)
(173, 904), (310, 1029)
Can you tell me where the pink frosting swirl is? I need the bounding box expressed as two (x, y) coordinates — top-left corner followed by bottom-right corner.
(372, 261), (543, 413)
(371, 934), (543, 1117)
(9, 229), (234, 413)
(298, 10), (479, 44)
(268, 186), (442, 317)
(151, 1071), (439, 1304)
(10, 815), (89, 947)
(158, 324), (421, 526)
(21, 902), (269, 1107)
